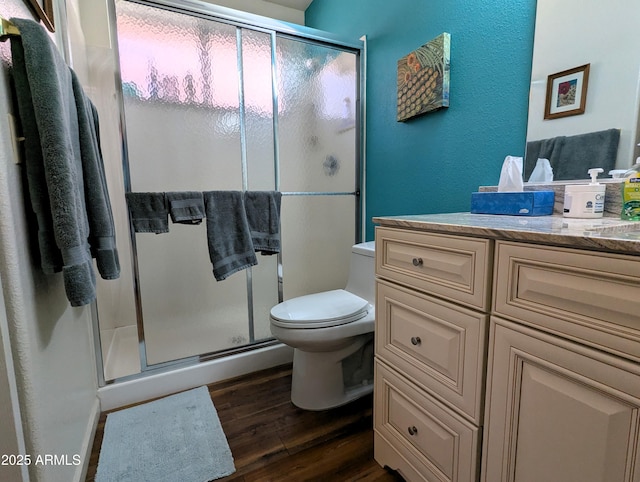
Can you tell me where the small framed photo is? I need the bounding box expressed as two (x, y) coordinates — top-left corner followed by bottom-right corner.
(544, 64), (590, 120)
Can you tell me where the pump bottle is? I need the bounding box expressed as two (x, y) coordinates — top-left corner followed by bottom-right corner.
(563, 168), (605, 218)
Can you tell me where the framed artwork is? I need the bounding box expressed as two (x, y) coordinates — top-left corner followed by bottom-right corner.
(544, 63), (590, 120)
(27, 0), (54, 32)
(397, 32), (450, 122)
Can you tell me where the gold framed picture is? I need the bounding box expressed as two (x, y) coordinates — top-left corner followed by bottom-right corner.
(544, 63), (590, 120)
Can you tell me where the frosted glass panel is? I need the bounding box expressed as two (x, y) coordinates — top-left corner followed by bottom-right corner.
(116, 1), (248, 365)
(280, 196), (356, 300)
(251, 255), (279, 341)
(277, 38), (358, 193)
(243, 29), (276, 191)
(136, 224), (250, 365)
(116, 1), (242, 191)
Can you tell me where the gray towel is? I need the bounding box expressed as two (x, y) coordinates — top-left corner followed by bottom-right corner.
(11, 18), (97, 306)
(525, 128), (620, 180)
(71, 71), (120, 279)
(125, 192), (169, 234)
(203, 191), (257, 281)
(244, 191), (282, 255)
(166, 192), (205, 225)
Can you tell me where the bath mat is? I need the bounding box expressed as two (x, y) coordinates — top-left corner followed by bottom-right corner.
(95, 386), (235, 482)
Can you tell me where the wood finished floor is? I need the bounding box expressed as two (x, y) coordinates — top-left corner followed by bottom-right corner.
(86, 364), (404, 481)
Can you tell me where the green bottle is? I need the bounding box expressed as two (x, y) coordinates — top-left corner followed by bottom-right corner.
(621, 162), (640, 221)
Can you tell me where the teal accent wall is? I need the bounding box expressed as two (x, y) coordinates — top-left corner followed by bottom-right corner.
(305, 0), (537, 239)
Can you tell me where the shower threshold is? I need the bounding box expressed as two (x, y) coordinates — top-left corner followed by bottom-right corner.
(98, 341), (293, 410)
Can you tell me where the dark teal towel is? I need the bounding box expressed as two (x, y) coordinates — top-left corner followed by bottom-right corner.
(525, 128), (620, 181)
(203, 191), (257, 281)
(244, 191), (281, 255)
(71, 71), (120, 279)
(125, 192), (169, 234)
(10, 18), (120, 306)
(166, 191), (205, 225)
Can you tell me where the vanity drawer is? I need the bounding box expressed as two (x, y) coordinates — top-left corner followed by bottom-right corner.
(374, 360), (480, 482)
(376, 280), (488, 423)
(493, 241), (640, 362)
(375, 226), (492, 310)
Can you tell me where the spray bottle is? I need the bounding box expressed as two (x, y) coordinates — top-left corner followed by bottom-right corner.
(621, 157), (640, 221)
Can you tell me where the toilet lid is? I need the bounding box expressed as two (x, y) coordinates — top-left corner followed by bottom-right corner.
(270, 289), (370, 329)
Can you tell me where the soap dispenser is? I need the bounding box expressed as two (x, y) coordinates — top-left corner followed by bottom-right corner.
(563, 168), (606, 218)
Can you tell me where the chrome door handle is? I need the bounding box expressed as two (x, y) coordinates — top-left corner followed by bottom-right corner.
(412, 257), (423, 267)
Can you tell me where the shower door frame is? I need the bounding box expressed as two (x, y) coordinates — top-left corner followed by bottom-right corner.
(97, 0), (367, 385)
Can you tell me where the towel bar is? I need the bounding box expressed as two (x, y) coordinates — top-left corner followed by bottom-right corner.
(0, 16), (20, 41)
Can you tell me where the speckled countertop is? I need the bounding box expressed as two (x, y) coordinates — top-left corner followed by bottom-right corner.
(373, 213), (640, 255)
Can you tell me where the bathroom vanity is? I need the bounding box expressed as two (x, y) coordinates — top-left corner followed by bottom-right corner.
(372, 213), (640, 482)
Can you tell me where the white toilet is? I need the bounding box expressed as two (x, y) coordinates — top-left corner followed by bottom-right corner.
(270, 241), (376, 410)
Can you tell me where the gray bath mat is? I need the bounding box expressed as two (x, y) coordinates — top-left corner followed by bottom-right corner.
(95, 386), (235, 482)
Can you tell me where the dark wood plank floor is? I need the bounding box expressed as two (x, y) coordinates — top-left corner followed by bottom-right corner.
(86, 363), (404, 481)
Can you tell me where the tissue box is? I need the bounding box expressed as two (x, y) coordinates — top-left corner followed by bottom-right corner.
(470, 191), (555, 216)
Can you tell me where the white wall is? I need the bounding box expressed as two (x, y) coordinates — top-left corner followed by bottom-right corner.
(0, 1), (100, 481)
(0, 284), (26, 482)
(202, 0), (305, 24)
(527, 0), (640, 170)
(76, 1), (138, 340)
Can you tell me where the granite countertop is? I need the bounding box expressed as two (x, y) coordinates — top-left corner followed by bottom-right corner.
(373, 213), (640, 255)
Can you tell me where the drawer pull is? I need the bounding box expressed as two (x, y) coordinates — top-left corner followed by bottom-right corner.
(408, 426), (418, 436)
(411, 336), (421, 346)
(412, 257), (423, 267)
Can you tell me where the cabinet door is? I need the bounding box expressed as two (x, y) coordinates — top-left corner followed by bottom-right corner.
(482, 317), (640, 482)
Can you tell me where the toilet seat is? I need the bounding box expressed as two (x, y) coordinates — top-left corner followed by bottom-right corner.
(270, 289), (370, 329)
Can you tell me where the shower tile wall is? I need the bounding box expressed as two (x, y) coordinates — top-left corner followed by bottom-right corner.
(96, 0), (360, 376)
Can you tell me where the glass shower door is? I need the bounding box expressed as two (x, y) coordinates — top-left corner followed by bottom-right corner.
(108, 0), (361, 372)
(116, 1), (276, 366)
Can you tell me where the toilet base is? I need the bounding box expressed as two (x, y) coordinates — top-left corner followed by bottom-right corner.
(290, 334), (374, 410)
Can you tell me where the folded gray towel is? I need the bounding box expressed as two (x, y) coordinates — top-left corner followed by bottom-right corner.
(11, 18), (98, 306)
(166, 192), (205, 225)
(125, 192), (169, 234)
(203, 191), (257, 281)
(244, 191), (282, 255)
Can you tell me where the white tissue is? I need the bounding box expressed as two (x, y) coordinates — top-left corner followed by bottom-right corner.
(497, 155), (524, 192)
(528, 158), (554, 183)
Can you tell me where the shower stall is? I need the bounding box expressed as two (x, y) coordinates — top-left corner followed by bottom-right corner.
(91, 0), (364, 388)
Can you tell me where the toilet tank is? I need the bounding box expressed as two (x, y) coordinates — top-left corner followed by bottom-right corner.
(344, 241), (375, 303)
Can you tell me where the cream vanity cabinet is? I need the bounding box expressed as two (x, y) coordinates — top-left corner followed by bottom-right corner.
(482, 241), (640, 482)
(374, 221), (640, 482)
(373, 226), (492, 482)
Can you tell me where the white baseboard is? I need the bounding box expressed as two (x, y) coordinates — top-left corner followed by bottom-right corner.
(75, 397), (100, 482)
